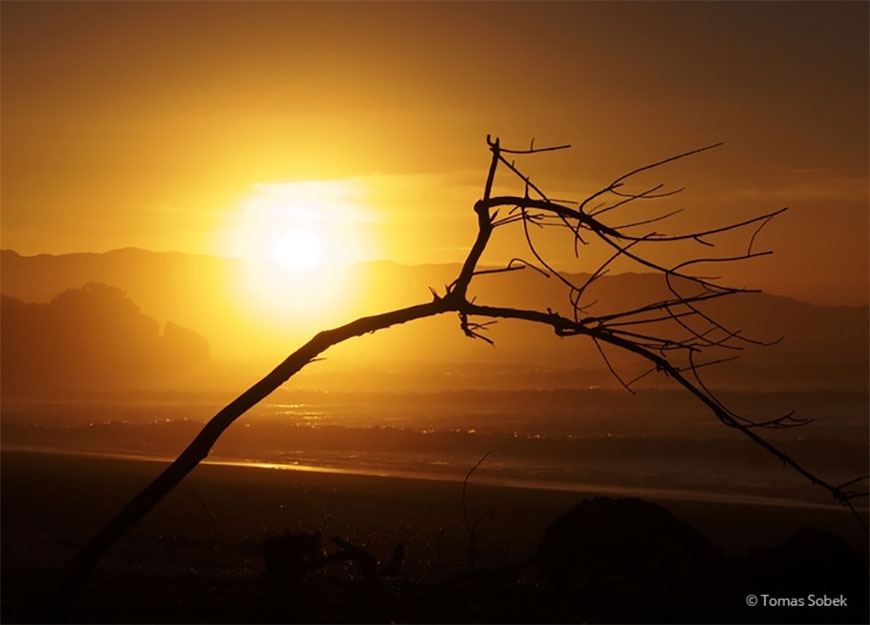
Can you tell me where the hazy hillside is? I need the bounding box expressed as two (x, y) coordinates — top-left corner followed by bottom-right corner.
(1, 249), (867, 392)
(1, 283), (209, 397)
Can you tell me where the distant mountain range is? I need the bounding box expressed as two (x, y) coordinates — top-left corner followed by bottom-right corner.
(1, 248), (867, 393)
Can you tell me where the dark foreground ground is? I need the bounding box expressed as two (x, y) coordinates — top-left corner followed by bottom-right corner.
(2, 450), (868, 624)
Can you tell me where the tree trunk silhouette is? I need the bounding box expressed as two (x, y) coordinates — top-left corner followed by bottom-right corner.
(53, 135), (868, 608)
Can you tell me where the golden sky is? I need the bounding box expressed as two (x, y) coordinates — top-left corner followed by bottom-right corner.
(2, 1), (868, 304)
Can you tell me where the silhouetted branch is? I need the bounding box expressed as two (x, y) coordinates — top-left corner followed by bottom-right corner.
(592, 337), (635, 395)
(499, 140), (572, 155)
(53, 134), (867, 611)
(460, 301), (868, 527)
(473, 257), (550, 279)
(462, 451), (491, 572)
(52, 298), (457, 606)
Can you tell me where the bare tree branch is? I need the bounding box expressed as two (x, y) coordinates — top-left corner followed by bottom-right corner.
(53, 135), (867, 611)
(460, 301), (867, 524)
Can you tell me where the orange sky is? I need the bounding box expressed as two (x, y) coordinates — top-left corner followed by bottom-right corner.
(1, 1), (868, 305)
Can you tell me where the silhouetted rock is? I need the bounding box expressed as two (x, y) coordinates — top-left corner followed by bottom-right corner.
(538, 497), (726, 622)
(728, 527), (869, 624)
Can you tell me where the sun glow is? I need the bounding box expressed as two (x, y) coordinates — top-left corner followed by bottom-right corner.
(218, 179), (377, 268)
(215, 180), (377, 324)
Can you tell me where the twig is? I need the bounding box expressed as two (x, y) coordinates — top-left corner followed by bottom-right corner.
(462, 451), (491, 572)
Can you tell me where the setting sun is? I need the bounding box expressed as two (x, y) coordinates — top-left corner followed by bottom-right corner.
(271, 228), (324, 272)
(212, 180), (378, 326)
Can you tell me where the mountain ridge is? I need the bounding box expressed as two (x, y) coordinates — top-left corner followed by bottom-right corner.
(4, 247), (864, 310)
(1, 248), (867, 393)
